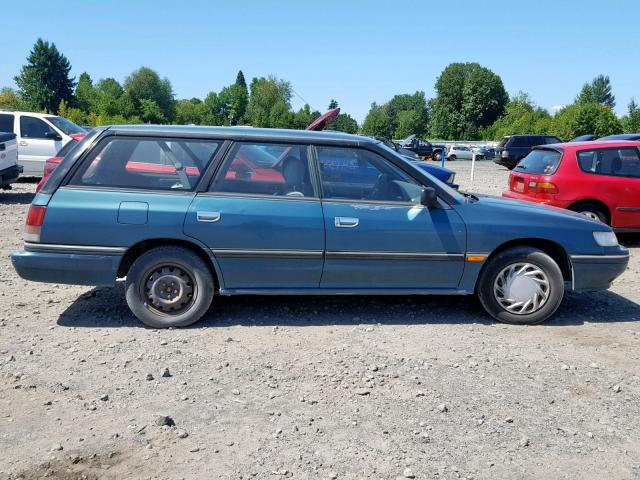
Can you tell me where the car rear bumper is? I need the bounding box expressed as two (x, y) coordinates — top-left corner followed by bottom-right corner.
(501, 191), (559, 205)
(570, 250), (629, 292)
(11, 243), (124, 286)
(0, 164), (23, 188)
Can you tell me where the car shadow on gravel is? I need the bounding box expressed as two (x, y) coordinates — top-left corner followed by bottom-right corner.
(0, 191), (35, 204)
(56, 285), (640, 329)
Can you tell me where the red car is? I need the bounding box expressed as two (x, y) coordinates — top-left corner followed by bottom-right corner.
(503, 140), (640, 232)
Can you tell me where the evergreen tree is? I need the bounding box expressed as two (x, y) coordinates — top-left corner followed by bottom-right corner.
(14, 38), (75, 112)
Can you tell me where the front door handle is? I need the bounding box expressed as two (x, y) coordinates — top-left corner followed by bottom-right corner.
(197, 211), (221, 223)
(335, 217), (359, 228)
(19, 141), (28, 147)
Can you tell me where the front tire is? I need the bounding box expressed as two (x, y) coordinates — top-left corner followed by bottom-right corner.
(448, 154), (456, 161)
(125, 246), (214, 328)
(476, 247), (564, 325)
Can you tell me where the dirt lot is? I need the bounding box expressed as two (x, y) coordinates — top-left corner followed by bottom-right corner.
(1, 161), (639, 480)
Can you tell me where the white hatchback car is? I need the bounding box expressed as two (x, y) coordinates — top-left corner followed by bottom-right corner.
(446, 145), (473, 161)
(0, 110), (86, 176)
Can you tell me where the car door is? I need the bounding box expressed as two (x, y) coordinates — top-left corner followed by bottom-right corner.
(316, 145), (466, 290)
(577, 146), (640, 229)
(18, 115), (64, 175)
(183, 142), (325, 290)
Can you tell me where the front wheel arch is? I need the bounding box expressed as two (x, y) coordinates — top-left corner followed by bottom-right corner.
(474, 238), (572, 293)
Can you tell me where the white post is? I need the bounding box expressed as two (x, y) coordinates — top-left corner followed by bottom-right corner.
(470, 152), (477, 186)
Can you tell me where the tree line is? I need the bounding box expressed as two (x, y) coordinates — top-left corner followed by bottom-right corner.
(1, 39), (639, 141)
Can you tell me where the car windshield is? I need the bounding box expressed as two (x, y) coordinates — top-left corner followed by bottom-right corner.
(376, 142), (465, 202)
(55, 140), (78, 157)
(45, 116), (86, 135)
(514, 148), (562, 174)
(497, 137), (509, 147)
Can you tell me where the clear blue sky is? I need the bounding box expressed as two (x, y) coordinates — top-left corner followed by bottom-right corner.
(2, 0), (638, 122)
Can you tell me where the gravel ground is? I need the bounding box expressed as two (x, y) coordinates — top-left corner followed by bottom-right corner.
(1, 162), (639, 480)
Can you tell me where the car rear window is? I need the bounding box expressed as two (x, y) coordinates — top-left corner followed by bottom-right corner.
(68, 137), (220, 191)
(577, 147), (640, 179)
(514, 149), (562, 174)
(497, 137), (509, 147)
(0, 113), (14, 133)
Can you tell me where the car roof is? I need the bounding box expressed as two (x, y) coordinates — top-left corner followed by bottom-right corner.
(597, 133), (640, 140)
(106, 124), (373, 145)
(536, 140), (640, 150)
(0, 110), (59, 117)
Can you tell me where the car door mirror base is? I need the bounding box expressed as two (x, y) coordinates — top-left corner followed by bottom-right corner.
(420, 187), (438, 208)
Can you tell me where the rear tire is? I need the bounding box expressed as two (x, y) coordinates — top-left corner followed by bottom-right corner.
(448, 154), (456, 161)
(433, 151), (442, 162)
(569, 203), (609, 224)
(125, 246), (214, 328)
(476, 247), (564, 325)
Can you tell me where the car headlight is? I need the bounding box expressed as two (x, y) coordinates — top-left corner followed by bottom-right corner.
(593, 231), (618, 247)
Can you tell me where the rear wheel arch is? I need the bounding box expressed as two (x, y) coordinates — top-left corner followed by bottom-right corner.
(118, 238), (219, 289)
(567, 200), (611, 224)
(475, 238), (572, 290)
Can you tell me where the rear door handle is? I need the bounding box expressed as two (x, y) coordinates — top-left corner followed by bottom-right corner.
(335, 217), (359, 228)
(197, 211), (221, 223)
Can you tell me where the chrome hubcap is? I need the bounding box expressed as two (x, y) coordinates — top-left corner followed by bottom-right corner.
(144, 266), (194, 315)
(493, 263), (550, 315)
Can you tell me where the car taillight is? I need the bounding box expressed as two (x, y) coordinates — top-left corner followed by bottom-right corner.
(36, 157), (63, 193)
(501, 150), (509, 158)
(528, 181), (558, 194)
(70, 133), (86, 142)
(24, 205), (47, 243)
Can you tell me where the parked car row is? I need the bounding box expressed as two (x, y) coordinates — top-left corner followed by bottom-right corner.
(0, 133), (22, 190)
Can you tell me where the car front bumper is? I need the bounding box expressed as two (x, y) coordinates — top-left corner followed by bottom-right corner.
(0, 164), (23, 188)
(570, 249), (630, 292)
(11, 243), (124, 286)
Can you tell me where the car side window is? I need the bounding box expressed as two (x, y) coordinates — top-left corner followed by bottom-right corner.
(210, 143), (316, 198)
(20, 116), (56, 139)
(317, 146), (423, 203)
(577, 148), (640, 179)
(0, 114), (14, 133)
(509, 137), (527, 147)
(69, 137), (220, 191)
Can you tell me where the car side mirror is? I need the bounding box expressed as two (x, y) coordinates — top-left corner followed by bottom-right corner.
(420, 187), (438, 208)
(45, 131), (62, 141)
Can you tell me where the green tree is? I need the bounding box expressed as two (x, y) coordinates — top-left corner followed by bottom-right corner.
(57, 99), (84, 125)
(387, 92), (429, 137)
(484, 92), (552, 139)
(576, 75), (615, 108)
(328, 99), (339, 110)
(361, 102), (393, 137)
(14, 38), (75, 112)
(94, 78), (125, 117)
(175, 98), (204, 125)
(394, 110), (423, 138)
(622, 98), (640, 133)
(550, 103), (622, 139)
(430, 62), (508, 140)
(124, 67), (175, 122)
(233, 70), (249, 122)
(331, 113), (358, 134)
(292, 104), (316, 129)
(75, 72), (96, 113)
(0, 88), (27, 110)
(139, 99), (166, 124)
(246, 76), (292, 128)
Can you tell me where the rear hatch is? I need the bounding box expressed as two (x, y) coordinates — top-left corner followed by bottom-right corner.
(509, 147), (563, 195)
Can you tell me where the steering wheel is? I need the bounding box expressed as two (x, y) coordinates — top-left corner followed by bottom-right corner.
(369, 174), (403, 201)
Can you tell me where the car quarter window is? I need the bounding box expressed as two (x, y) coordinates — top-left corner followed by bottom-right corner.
(68, 137), (220, 191)
(20, 116), (56, 139)
(577, 148), (640, 179)
(317, 146), (423, 203)
(0, 114), (14, 133)
(210, 143), (316, 198)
